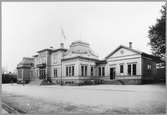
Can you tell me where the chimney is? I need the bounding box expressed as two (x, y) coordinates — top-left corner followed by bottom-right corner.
(129, 42), (132, 48)
(50, 46), (53, 49)
(60, 43), (64, 48)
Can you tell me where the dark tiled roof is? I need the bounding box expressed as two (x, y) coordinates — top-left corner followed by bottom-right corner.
(96, 60), (107, 65)
(141, 53), (164, 62)
(37, 48), (67, 53)
(33, 55), (38, 57)
(37, 48), (53, 53)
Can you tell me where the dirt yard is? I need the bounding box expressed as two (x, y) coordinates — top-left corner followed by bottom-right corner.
(2, 84), (166, 114)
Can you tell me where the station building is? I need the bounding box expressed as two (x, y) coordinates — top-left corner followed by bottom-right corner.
(17, 41), (165, 85)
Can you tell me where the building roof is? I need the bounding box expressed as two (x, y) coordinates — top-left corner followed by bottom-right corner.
(64, 40), (99, 60)
(70, 40), (90, 48)
(37, 48), (53, 53)
(37, 48), (67, 53)
(52, 48), (67, 53)
(17, 57), (34, 69)
(105, 45), (163, 62)
(96, 60), (107, 65)
(62, 56), (99, 62)
(33, 54), (38, 57)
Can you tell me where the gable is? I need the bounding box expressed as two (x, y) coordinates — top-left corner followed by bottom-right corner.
(63, 41), (99, 60)
(112, 48), (138, 57)
(106, 46), (142, 59)
(63, 49), (98, 59)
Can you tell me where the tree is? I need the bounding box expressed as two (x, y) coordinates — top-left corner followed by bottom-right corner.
(148, 4), (166, 59)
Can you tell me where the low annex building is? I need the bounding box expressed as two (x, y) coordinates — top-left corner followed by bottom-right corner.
(17, 41), (164, 85)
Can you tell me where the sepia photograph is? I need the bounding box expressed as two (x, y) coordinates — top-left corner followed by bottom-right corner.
(1, 1), (166, 114)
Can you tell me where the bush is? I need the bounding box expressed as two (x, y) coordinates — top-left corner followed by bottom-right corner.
(40, 79), (55, 85)
(2, 74), (17, 84)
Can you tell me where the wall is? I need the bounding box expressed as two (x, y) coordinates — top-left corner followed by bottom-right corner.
(142, 57), (157, 81)
(52, 58), (97, 84)
(17, 69), (23, 81)
(105, 47), (142, 81)
(78, 58), (97, 77)
(22, 68), (31, 81)
(50, 51), (65, 79)
(62, 58), (79, 78)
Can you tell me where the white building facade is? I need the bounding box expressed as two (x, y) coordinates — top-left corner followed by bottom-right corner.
(17, 41), (164, 85)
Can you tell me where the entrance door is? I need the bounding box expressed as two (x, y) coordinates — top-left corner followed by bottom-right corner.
(39, 69), (46, 79)
(110, 67), (115, 80)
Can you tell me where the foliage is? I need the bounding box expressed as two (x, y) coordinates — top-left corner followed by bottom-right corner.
(148, 4), (166, 59)
(2, 74), (17, 83)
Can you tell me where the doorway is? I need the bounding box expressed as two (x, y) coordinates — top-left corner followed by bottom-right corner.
(39, 68), (46, 79)
(110, 67), (115, 80)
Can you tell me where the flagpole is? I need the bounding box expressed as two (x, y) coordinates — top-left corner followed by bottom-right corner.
(60, 26), (67, 86)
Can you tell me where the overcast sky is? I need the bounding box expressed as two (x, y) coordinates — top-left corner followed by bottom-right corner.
(2, 2), (164, 72)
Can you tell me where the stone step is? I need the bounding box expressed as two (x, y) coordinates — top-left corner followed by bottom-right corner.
(28, 79), (43, 85)
(103, 80), (124, 85)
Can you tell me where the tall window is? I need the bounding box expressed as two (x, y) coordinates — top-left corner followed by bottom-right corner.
(39, 69), (45, 79)
(66, 65), (75, 77)
(99, 67), (101, 76)
(147, 64), (152, 70)
(54, 68), (57, 77)
(120, 65), (124, 73)
(81, 66), (84, 76)
(132, 64), (136, 75)
(81, 65), (88, 77)
(85, 66), (87, 76)
(72, 66), (74, 76)
(102, 67), (105, 76)
(128, 63), (137, 76)
(66, 67), (68, 76)
(128, 64), (131, 75)
(69, 67), (71, 76)
(91, 66), (94, 76)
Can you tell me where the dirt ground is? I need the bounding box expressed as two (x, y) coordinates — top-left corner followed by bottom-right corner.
(2, 84), (166, 114)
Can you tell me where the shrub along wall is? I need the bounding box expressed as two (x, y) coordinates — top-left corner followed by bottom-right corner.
(2, 74), (17, 83)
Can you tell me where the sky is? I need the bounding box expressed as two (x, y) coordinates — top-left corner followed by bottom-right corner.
(2, 2), (165, 72)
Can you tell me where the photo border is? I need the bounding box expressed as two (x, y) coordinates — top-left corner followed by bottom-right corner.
(0, 0), (166, 115)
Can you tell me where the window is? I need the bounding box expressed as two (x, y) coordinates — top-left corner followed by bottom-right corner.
(54, 68), (57, 77)
(102, 67), (105, 76)
(91, 66), (94, 76)
(81, 66), (84, 76)
(39, 69), (45, 79)
(128, 63), (137, 76)
(69, 67), (71, 76)
(120, 65), (124, 73)
(66, 65), (75, 77)
(132, 64), (136, 75)
(128, 64), (131, 75)
(147, 64), (151, 70)
(72, 66), (74, 76)
(85, 66), (87, 76)
(99, 67), (101, 76)
(66, 67), (68, 76)
(81, 65), (88, 77)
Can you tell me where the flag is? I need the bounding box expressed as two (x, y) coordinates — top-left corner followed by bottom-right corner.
(60, 27), (66, 39)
